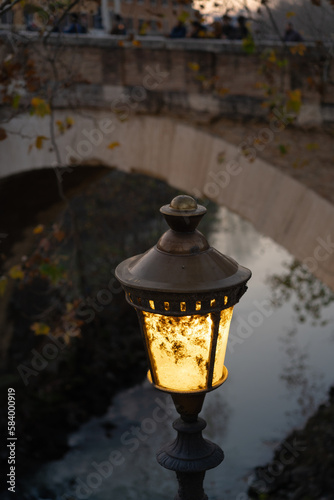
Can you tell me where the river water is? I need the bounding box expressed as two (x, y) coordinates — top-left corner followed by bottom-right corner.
(21, 205), (334, 500)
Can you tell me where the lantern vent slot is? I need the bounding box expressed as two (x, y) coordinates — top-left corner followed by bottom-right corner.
(210, 299), (216, 307)
(137, 297), (142, 305)
(149, 300), (155, 310)
(196, 301), (201, 311)
(164, 302), (170, 311)
(180, 302), (186, 312)
(128, 293), (133, 303)
(224, 296), (228, 305)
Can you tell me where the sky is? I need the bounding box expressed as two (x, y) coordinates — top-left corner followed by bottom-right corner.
(193, 0), (260, 17)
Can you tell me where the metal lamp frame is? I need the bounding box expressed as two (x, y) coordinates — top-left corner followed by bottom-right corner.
(116, 195), (251, 500)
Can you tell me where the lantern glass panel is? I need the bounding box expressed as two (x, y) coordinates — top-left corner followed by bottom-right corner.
(143, 312), (212, 392)
(213, 308), (234, 385)
(142, 306), (234, 392)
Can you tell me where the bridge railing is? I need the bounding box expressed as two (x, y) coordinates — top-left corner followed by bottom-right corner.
(0, 30), (333, 125)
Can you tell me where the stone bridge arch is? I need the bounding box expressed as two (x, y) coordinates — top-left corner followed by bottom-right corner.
(1, 111), (334, 290)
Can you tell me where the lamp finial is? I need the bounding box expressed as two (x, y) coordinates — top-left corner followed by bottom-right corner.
(160, 195), (207, 232)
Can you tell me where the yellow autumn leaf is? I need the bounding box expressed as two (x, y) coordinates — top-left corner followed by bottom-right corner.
(30, 97), (51, 117)
(188, 62), (200, 72)
(0, 276), (8, 297)
(306, 142), (319, 151)
(288, 89), (301, 101)
(290, 44), (306, 56)
(139, 22), (149, 35)
(53, 229), (65, 242)
(286, 11), (295, 18)
(9, 265), (24, 280)
(33, 224), (44, 234)
(31, 97), (44, 107)
(31, 322), (50, 335)
(66, 116), (74, 127)
(56, 120), (65, 134)
(286, 89), (302, 113)
(268, 50), (277, 63)
(108, 141), (120, 150)
(66, 302), (74, 312)
(35, 136), (49, 149)
(217, 87), (229, 96)
(132, 40), (141, 47)
(178, 11), (190, 23)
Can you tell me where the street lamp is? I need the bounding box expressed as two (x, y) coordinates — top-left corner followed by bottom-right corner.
(116, 195), (251, 500)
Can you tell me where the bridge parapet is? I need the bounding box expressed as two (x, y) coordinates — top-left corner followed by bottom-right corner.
(10, 34), (334, 125)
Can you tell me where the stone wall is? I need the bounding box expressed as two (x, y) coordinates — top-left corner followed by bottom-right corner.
(25, 35), (334, 125)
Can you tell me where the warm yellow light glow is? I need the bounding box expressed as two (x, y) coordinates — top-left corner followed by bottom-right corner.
(213, 308), (234, 384)
(142, 307), (234, 392)
(143, 312), (212, 391)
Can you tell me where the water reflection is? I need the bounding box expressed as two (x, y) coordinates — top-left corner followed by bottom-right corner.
(1, 175), (334, 500)
(203, 391), (232, 443)
(279, 327), (325, 420)
(267, 258), (334, 421)
(268, 259), (334, 327)
(19, 203), (334, 500)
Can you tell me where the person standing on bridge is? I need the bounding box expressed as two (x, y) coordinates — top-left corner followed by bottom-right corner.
(111, 15), (127, 35)
(64, 13), (87, 34)
(235, 15), (249, 40)
(169, 20), (187, 38)
(221, 15), (236, 40)
(190, 20), (207, 38)
(283, 23), (303, 42)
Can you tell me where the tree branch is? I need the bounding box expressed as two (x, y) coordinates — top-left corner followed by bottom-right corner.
(43, 0), (82, 42)
(262, 1), (286, 45)
(0, 0), (21, 17)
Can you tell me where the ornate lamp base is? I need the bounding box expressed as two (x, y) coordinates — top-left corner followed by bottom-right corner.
(157, 393), (225, 500)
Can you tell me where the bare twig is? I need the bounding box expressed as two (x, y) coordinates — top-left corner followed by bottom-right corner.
(262, 1), (286, 45)
(43, 0), (82, 42)
(47, 43), (87, 297)
(0, 0), (21, 17)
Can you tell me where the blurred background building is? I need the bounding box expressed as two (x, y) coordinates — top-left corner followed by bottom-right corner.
(103, 0), (195, 35)
(0, 0), (196, 36)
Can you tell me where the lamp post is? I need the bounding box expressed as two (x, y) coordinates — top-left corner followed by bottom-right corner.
(116, 195), (251, 500)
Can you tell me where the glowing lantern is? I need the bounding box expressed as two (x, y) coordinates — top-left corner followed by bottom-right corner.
(116, 195), (251, 395)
